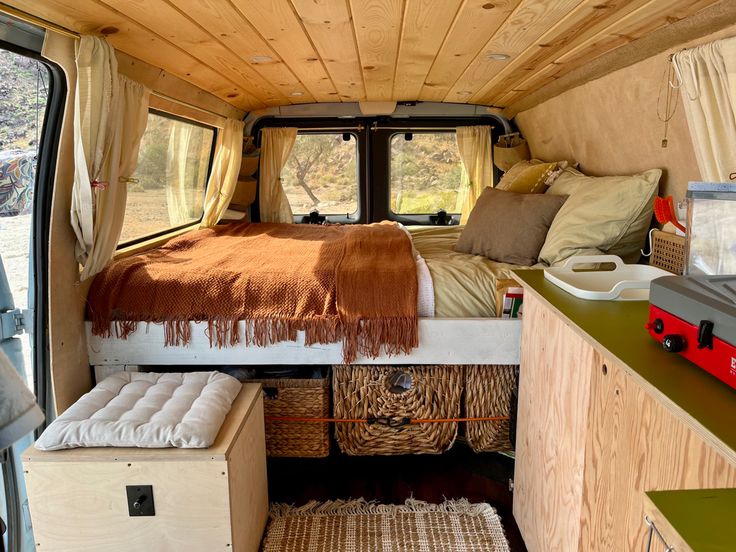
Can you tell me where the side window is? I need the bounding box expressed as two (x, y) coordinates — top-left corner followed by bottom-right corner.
(390, 132), (464, 215)
(119, 111), (215, 245)
(281, 132), (358, 218)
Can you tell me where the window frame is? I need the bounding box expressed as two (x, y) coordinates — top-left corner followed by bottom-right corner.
(387, 129), (466, 219)
(116, 109), (217, 248)
(253, 117), (369, 224)
(371, 118), (498, 225)
(281, 129), (361, 221)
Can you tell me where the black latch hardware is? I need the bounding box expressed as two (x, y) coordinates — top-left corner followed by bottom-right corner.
(126, 485), (155, 517)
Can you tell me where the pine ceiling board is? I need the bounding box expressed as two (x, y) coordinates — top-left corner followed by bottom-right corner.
(172, 0), (316, 104)
(499, 0), (720, 107)
(469, 0), (657, 106)
(100, 0), (289, 107)
(350, 0), (404, 101)
(418, 0), (521, 102)
(230, 0), (339, 102)
(392, 0), (463, 101)
(2, 0), (259, 110)
(290, 0), (366, 101)
(444, 0), (587, 104)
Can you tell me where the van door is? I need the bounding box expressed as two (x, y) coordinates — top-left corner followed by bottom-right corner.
(0, 22), (52, 552)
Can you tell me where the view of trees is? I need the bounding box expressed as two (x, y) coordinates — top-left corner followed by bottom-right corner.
(280, 131), (466, 217)
(281, 133), (358, 215)
(390, 132), (464, 215)
(119, 113), (214, 243)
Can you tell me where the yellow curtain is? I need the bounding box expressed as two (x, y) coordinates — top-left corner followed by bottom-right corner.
(200, 118), (245, 228)
(258, 127), (297, 223)
(71, 36), (150, 281)
(456, 125), (493, 224)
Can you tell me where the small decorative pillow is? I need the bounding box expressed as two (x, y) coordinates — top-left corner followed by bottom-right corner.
(455, 187), (568, 266)
(497, 160), (567, 194)
(539, 168), (661, 265)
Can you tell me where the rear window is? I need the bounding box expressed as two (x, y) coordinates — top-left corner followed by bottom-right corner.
(281, 132), (358, 216)
(119, 111), (215, 244)
(390, 132), (464, 215)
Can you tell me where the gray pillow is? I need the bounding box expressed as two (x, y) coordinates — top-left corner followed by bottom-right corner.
(455, 187), (567, 266)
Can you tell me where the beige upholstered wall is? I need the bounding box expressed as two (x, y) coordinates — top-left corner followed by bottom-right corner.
(515, 24), (736, 203)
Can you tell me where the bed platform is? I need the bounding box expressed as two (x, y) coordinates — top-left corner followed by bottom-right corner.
(86, 318), (522, 366)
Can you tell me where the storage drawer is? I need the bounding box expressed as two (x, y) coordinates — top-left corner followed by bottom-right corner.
(22, 384), (268, 552)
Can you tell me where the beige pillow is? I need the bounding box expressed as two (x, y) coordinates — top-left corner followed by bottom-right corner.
(539, 168), (661, 265)
(455, 187), (567, 266)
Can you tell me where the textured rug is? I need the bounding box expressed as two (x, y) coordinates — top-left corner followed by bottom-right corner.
(262, 498), (511, 551)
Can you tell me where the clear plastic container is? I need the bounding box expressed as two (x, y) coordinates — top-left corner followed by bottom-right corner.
(685, 182), (736, 276)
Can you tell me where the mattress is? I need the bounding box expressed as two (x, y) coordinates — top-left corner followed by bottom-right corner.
(35, 371), (242, 450)
(409, 226), (541, 318)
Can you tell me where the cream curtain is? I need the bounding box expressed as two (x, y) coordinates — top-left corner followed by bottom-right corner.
(71, 36), (150, 281)
(200, 118), (245, 228)
(166, 122), (194, 226)
(672, 36), (736, 181)
(456, 125), (493, 224)
(258, 127), (297, 223)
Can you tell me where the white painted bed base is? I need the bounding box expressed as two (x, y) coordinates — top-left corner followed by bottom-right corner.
(86, 318), (522, 366)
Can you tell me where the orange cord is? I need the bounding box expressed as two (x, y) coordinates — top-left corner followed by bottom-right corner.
(264, 416), (509, 424)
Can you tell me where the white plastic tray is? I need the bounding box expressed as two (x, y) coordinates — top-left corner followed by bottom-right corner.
(543, 255), (671, 301)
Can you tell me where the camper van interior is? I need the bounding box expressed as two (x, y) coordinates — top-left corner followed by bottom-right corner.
(0, 0), (735, 550)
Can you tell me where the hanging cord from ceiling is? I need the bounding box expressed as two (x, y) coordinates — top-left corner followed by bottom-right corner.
(657, 55), (681, 148)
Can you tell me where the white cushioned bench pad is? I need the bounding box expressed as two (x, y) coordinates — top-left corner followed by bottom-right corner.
(35, 371), (242, 451)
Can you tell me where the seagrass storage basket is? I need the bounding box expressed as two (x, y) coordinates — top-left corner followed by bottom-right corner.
(464, 365), (519, 452)
(332, 365), (464, 455)
(251, 369), (330, 458)
(650, 230), (685, 275)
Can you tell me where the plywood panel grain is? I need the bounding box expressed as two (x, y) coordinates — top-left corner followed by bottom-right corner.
(445, 0), (585, 103)
(350, 0), (403, 100)
(513, 292), (595, 552)
(392, 0), (462, 101)
(291, 0), (366, 101)
(419, 0), (520, 102)
(581, 360), (736, 551)
(231, 0), (338, 102)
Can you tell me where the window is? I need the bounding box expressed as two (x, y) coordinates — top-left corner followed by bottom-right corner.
(119, 111), (215, 244)
(281, 132), (358, 216)
(390, 132), (464, 215)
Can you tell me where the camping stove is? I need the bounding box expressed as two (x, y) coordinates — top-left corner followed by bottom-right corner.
(647, 275), (736, 390)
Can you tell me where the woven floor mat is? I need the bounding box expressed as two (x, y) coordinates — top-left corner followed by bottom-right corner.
(262, 498), (511, 552)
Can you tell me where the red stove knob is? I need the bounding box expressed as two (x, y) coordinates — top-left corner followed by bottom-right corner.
(662, 334), (686, 353)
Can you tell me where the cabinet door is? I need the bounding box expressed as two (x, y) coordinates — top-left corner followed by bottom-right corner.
(513, 293), (599, 552)
(581, 359), (736, 550)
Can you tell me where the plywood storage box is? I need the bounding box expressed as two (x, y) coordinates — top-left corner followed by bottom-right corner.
(22, 383), (268, 552)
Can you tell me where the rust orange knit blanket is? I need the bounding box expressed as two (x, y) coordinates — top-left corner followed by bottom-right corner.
(88, 222), (418, 363)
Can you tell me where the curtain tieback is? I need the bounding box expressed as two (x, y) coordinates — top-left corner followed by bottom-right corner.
(119, 176), (139, 184)
(91, 179), (109, 190)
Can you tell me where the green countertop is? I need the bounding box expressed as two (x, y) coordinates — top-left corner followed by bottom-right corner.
(513, 270), (736, 461)
(646, 489), (736, 551)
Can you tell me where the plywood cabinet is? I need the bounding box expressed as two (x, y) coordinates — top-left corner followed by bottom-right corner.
(514, 291), (736, 552)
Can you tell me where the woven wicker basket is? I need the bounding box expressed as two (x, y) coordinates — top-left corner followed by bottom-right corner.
(332, 365), (464, 456)
(464, 365), (518, 453)
(650, 230), (685, 275)
(252, 374), (330, 458)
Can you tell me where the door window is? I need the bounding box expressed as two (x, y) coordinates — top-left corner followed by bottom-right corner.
(281, 132), (359, 217)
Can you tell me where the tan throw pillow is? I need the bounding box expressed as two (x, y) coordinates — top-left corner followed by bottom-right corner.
(497, 160), (565, 194)
(455, 187), (568, 266)
(539, 168), (661, 265)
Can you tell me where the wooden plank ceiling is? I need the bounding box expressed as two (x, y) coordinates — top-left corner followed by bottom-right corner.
(5, 0), (722, 112)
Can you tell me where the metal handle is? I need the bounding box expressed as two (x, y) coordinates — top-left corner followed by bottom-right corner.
(645, 515), (675, 552)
